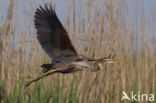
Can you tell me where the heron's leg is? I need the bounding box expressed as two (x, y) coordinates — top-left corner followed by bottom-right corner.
(24, 66), (68, 88)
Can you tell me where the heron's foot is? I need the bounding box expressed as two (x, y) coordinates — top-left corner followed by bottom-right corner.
(24, 81), (32, 88)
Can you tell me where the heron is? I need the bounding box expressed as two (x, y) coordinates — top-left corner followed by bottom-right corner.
(24, 4), (123, 87)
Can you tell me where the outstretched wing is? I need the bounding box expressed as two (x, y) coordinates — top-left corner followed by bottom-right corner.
(34, 4), (78, 63)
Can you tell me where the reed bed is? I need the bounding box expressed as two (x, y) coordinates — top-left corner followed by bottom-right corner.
(0, 0), (156, 103)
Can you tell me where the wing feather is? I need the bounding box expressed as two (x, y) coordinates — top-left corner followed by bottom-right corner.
(34, 4), (78, 63)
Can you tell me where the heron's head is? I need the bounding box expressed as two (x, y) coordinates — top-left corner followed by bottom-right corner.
(100, 58), (125, 63)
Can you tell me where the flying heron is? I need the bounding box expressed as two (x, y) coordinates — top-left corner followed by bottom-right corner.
(24, 4), (122, 87)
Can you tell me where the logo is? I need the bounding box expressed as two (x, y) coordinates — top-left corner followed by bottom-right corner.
(121, 91), (154, 102)
(121, 91), (131, 101)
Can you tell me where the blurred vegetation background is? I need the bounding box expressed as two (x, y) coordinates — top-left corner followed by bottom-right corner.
(0, 0), (156, 103)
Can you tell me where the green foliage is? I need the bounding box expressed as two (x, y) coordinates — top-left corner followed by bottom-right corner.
(1, 77), (155, 103)
(0, 76), (81, 103)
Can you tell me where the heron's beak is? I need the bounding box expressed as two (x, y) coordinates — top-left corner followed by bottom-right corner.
(102, 59), (125, 63)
